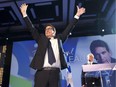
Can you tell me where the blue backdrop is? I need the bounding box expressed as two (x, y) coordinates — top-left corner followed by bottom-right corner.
(9, 34), (116, 87)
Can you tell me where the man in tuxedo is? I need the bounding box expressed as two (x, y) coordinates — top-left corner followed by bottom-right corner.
(81, 53), (101, 87)
(20, 3), (85, 87)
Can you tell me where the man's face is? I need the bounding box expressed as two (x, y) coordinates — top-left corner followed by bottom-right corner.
(45, 26), (55, 38)
(94, 47), (111, 63)
(88, 54), (94, 62)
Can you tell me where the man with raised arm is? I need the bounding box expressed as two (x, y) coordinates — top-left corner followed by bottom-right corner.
(20, 3), (85, 87)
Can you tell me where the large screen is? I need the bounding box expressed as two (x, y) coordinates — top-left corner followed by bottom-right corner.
(9, 34), (116, 87)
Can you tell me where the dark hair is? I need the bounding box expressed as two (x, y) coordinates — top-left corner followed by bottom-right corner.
(44, 23), (56, 32)
(90, 40), (110, 54)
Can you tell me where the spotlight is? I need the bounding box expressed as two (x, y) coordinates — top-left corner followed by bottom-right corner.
(102, 29), (104, 32)
(6, 38), (8, 40)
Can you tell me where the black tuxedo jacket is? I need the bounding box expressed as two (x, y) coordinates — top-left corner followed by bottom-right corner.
(24, 16), (78, 70)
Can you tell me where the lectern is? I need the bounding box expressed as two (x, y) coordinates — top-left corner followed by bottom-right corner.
(82, 63), (116, 87)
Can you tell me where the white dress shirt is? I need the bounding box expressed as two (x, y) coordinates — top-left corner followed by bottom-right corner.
(43, 37), (61, 68)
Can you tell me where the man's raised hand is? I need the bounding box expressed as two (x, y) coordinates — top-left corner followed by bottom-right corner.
(20, 3), (28, 17)
(76, 6), (86, 17)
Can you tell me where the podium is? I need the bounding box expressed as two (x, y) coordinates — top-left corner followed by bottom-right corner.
(82, 63), (116, 87)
